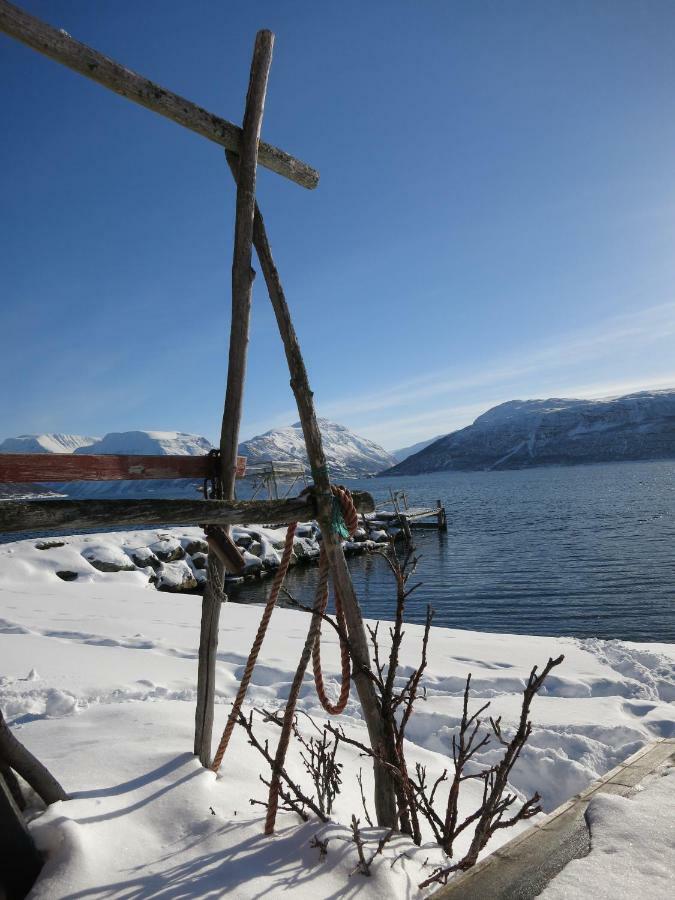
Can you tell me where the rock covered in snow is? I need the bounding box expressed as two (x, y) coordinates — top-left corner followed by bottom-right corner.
(190, 552), (208, 570)
(128, 547), (161, 570)
(81, 543), (136, 573)
(384, 389), (675, 474)
(239, 418), (396, 478)
(155, 560), (198, 593)
(182, 537), (209, 556)
(149, 537), (185, 563)
(56, 570), (79, 581)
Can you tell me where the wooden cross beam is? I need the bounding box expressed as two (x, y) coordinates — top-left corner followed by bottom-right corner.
(0, 0), (319, 190)
(0, 492), (375, 535)
(0, 453), (247, 483)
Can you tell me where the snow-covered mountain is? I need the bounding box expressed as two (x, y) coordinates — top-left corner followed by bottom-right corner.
(239, 419), (396, 478)
(383, 390), (675, 475)
(391, 435), (445, 463)
(0, 433), (98, 454)
(74, 431), (212, 456)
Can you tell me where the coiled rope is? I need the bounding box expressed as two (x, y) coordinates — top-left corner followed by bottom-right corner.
(210, 485), (358, 776)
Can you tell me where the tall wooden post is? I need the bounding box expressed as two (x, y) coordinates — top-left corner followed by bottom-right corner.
(194, 30), (274, 765)
(0, 777), (43, 900)
(225, 155), (398, 828)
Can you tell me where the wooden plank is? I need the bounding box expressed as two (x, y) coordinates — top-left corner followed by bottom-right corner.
(0, 491), (375, 535)
(195, 29), (274, 768)
(430, 739), (675, 900)
(226, 152), (398, 829)
(0, 453), (247, 483)
(0, 776), (43, 900)
(0, 0), (318, 190)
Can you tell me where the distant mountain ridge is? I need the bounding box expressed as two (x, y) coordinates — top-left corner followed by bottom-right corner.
(392, 435), (444, 463)
(382, 390), (675, 475)
(74, 431), (212, 456)
(0, 433), (99, 454)
(0, 424), (393, 497)
(239, 419), (396, 478)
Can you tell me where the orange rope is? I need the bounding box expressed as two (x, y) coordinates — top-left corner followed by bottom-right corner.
(211, 484), (360, 835)
(311, 487), (357, 715)
(210, 521), (297, 772)
(265, 486), (359, 834)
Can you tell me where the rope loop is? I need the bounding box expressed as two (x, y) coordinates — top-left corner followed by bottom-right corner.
(311, 485), (356, 715)
(212, 482), (359, 809)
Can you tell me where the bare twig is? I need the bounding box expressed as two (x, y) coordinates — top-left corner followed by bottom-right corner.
(418, 654), (565, 889)
(357, 768), (373, 827)
(309, 834), (329, 862)
(237, 710), (327, 822)
(349, 815), (371, 876)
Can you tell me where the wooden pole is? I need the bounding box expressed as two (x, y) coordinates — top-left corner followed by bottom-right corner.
(195, 30), (274, 766)
(0, 493), (375, 535)
(226, 153), (398, 828)
(0, 776), (43, 900)
(0, 0), (318, 190)
(0, 709), (67, 805)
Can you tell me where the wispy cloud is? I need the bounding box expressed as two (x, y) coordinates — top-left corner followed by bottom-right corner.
(329, 302), (675, 447)
(239, 302), (675, 450)
(321, 301), (675, 422)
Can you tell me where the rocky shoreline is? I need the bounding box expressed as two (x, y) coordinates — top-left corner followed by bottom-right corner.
(23, 521), (399, 595)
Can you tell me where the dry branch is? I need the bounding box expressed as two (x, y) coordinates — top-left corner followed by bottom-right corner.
(236, 710), (327, 823)
(417, 654), (565, 889)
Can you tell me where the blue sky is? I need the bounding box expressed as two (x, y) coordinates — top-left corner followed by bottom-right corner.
(3, 1), (675, 451)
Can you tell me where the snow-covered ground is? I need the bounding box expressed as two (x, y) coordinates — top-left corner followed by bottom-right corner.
(1, 529), (674, 897)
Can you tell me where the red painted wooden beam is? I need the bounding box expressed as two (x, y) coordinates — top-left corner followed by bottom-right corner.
(0, 454), (247, 483)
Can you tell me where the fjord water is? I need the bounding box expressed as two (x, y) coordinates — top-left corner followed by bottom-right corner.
(233, 460), (675, 642)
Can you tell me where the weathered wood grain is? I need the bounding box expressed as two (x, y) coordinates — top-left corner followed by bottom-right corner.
(220, 30), (273, 502)
(0, 453), (243, 483)
(195, 30), (274, 768)
(0, 493), (374, 535)
(0, 0), (318, 189)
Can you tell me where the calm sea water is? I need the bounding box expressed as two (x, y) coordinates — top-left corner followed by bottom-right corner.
(230, 460), (675, 643)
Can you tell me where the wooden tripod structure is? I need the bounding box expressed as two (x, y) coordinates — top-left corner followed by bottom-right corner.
(0, 1), (397, 828)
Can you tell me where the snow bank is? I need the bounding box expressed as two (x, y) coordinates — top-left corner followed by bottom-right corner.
(1, 548), (673, 897)
(541, 764), (675, 899)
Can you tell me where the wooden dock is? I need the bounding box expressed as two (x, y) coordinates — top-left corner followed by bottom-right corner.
(366, 490), (447, 540)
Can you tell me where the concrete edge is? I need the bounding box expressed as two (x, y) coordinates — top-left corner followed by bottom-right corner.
(429, 737), (675, 899)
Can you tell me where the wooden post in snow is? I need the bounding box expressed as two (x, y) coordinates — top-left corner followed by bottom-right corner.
(0, 777), (43, 900)
(225, 154), (398, 828)
(0, 710), (67, 806)
(194, 30), (274, 766)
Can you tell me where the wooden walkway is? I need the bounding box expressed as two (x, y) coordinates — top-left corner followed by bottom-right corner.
(431, 738), (675, 899)
(366, 490), (447, 540)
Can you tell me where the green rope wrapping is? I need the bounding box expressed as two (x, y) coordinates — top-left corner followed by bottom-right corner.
(331, 495), (350, 538)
